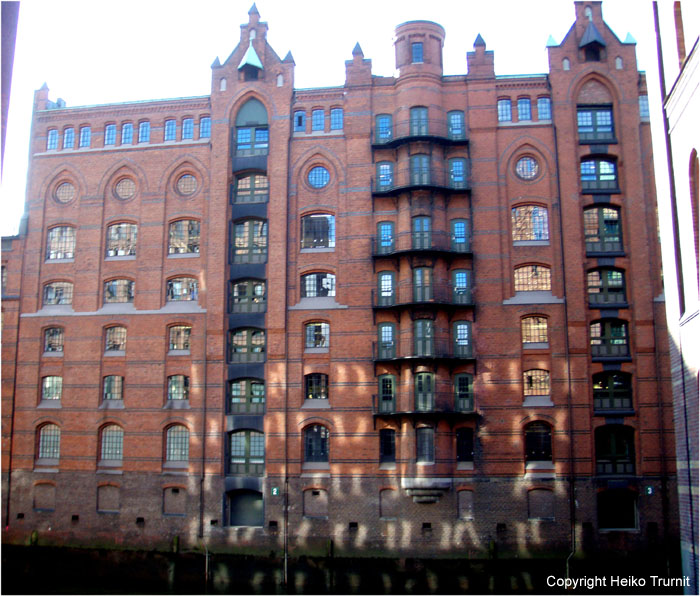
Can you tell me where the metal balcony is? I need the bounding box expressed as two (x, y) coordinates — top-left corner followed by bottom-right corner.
(372, 166), (470, 196)
(372, 339), (474, 362)
(372, 283), (473, 309)
(372, 391), (475, 421)
(372, 119), (468, 148)
(371, 231), (471, 258)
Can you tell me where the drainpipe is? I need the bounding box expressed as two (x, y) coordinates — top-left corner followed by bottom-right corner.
(548, 79), (578, 572)
(198, 282), (208, 539)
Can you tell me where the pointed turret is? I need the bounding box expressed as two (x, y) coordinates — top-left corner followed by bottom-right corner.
(473, 34), (486, 48)
(352, 42), (364, 57)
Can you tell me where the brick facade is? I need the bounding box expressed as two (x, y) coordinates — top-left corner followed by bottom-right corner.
(2, 2), (678, 559)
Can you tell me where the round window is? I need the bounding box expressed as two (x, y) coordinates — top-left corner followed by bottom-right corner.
(115, 178), (136, 200)
(55, 182), (75, 203)
(307, 166), (330, 189)
(177, 174), (197, 196)
(515, 157), (539, 180)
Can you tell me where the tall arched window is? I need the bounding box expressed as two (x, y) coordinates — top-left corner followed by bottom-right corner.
(100, 425), (124, 461)
(304, 425), (329, 463)
(524, 421), (552, 462)
(165, 425), (189, 462)
(235, 98), (268, 156)
(38, 424), (61, 459)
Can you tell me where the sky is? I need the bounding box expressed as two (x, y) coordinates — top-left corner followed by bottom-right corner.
(1, 0), (662, 237)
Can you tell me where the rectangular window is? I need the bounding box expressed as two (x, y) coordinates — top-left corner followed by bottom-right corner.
(199, 116), (211, 138)
(577, 106), (614, 142)
(79, 126), (91, 147)
(47, 129), (58, 150)
(517, 98), (531, 121)
(43, 282), (73, 305)
(105, 326), (127, 351)
(168, 375), (189, 400)
(106, 223), (138, 256)
(311, 109), (324, 131)
(233, 219), (268, 263)
(305, 322), (329, 349)
(63, 128), (74, 149)
(412, 42), (423, 63)
(42, 376), (63, 400)
(301, 214), (335, 249)
(416, 427), (434, 463)
(305, 373), (329, 400)
(514, 265), (551, 291)
(164, 119), (176, 141)
(537, 97), (552, 120)
(169, 325), (191, 351)
(182, 118), (194, 139)
(512, 206), (549, 242)
(121, 123), (133, 145)
(522, 316), (548, 344)
(638, 95), (649, 119)
(379, 429), (396, 463)
(138, 121), (150, 143)
(103, 376), (123, 400)
(497, 99), (512, 122)
(46, 226), (76, 260)
(168, 220), (200, 254)
(104, 124), (116, 146)
(44, 328), (64, 353)
(294, 111), (306, 132)
(302, 273), (335, 298)
(330, 108), (343, 130)
(104, 279), (134, 303)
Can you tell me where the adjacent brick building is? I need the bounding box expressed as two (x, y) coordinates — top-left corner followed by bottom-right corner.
(2, 2), (678, 559)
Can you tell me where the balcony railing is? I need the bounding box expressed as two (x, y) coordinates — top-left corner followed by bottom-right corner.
(588, 291), (626, 306)
(229, 400), (265, 414)
(581, 178), (620, 193)
(373, 339), (473, 361)
(372, 166), (470, 194)
(229, 350), (265, 363)
(596, 459), (635, 475)
(373, 119), (468, 146)
(372, 391), (474, 416)
(230, 297), (267, 313)
(594, 392), (633, 412)
(228, 461), (265, 476)
(591, 342), (629, 359)
(585, 239), (623, 254)
(373, 282), (473, 308)
(372, 231), (471, 257)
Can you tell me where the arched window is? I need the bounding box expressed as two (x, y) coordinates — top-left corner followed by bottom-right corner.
(100, 425), (124, 461)
(166, 277), (198, 301)
(305, 373), (329, 400)
(43, 282), (73, 306)
(512, 205), (549, 242)
(454, 373), (474, 411)
(38, 424), (61, 459)
(412, 216), (431, 249)
(103, 375), (124, 401)
(456, 428), (474, 462)
(409, 106), (428, 135)
(305, 322), (329, 349)
(165, 425), (189, 462)
(377, 271), (395, 306)
(235, 98), (268, 155)
(453, 321), (472, 357)
(590, 318), (629, 358)
(301, 272), (335, 298)
(379, 429), (396, 463)
(595, 425), (635, 475)
(524, 421), (552, 462)
(452, 270), (472, 304)
(375, 114), (393, 143)
(376, 221), (395, 254)
(377, 374), (396, 413)
(301, 214), (335, 249)
(167, 375), (189, 401)
(415, 372), (435, 411)
(104, 279), (134, 303)
(580, 158), (618, 192)
(41, 376), (62, 401)
(304, 425), (329, 463)
(449, 159), (468, 189)
(416, 427), (434, 463)
(46, 226), (76, 260)
(106, 223), (137, 257)
(514, 265), (551, 291)
(230, 279), (266, 312)
(234, 173), (268, 203)
(414, 319), (434, 357)
(168, 220), (200, 254)
(583, 206), (622, 253)
(232, 218), (267, 263)
(450, 218), (469, 250)
(587, 268), (626, 305)
(229, 378), (265, 414)
(447, 110), (465, 139)
(229, 328), (265, 362)
(376, 161), (394, 190)
(44, 327), (64, 353)
(229, 430), (264, 475)
(410, 154), (430, 185)
(593, 371), (632, 411)
(521, 316), (548, 345)
(168, 325), (191, 351)
(523, 369), (550, 397)
(47, 129), (58, 150)
(413, 267), (432, 302)
(377, 322), (396, 359)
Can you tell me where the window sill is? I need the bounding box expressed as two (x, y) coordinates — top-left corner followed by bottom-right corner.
(97, 460), (123, 470)
(503, 291), (564, 305)
(105, 255), (136, 261)
(168, 349), (191, 356)
(34, 459), (59, 472)
(523, 342), (549, 350)
(300, 248), (335, 253)
(513, 240), (550, 247)
(302, 462), (330, 471)
(163, 462), (189, 475)
(523, 395), (554, 407)
(164, 400), (190, 410)
(99, 400), (125, 410)
(167, 252), (200, 259)
(304, 347), (329, 354)
(290, 297), (348, 310)
(42, 351), (63, 358)
(104, 350), (125, 357)
(301, 400), (330, 409)
(44, 258), (75, 264)
(457, 461), (474, 471)
(379, 462), (396, 470)
(37, 400), (61, 409)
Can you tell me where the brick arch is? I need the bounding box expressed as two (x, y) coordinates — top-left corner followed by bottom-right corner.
(39, 165), (88, 205)
(158, 154), (209, 195)
(97, 160), (149, 200)
(225, 90), (276, 125)
(291, 147), (347, 189)
(499, 139), (556, 180)
(565, 71), (622, 108)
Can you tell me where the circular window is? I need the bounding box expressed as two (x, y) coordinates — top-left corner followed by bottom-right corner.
(55, 182), (75, 203)
(177, 174), (197, 196)
(115, 178), (136, 200)
(307, 166), (330, 189)
(515, 157), (539, 180)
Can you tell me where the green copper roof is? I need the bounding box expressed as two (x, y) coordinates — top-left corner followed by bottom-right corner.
(546, 35), (558, 47)
(238, 41), (263, 70)
(579, 21), (606, 48)
(624, 33), (636, 44)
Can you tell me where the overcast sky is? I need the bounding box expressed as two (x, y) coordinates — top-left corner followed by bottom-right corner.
(1, 0), (661, 236)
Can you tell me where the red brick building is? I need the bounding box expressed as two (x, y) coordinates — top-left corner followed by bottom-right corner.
(2, 2), (677, 558)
